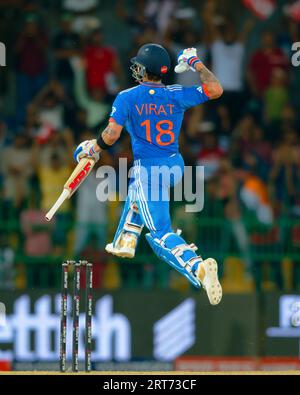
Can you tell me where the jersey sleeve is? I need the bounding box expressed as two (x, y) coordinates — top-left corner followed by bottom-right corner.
(109, 92), (129, 126)
(180, 85), (210, 110)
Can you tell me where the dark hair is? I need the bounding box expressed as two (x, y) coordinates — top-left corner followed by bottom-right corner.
(145, 72), (161, 82)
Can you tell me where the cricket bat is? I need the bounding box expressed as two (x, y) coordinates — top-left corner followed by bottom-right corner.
(45, 158), (96, 221)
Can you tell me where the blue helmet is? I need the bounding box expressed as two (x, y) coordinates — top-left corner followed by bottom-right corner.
(130, 43), (171, 82)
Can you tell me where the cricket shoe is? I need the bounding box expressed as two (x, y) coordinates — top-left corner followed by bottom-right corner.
(195, 258), (222, 305)
(105, 232), (137, 259)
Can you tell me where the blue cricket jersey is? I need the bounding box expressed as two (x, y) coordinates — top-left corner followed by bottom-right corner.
(110, 82), (210, 160)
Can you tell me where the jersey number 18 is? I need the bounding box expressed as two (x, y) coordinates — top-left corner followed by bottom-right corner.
(141, 119), (175, 146)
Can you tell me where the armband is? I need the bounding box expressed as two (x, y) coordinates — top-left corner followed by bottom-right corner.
(96, 134), (111, 150)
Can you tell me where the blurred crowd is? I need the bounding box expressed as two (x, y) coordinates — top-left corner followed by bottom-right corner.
(0, 0), (300, 291)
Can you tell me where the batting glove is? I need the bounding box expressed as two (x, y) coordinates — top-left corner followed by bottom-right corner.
(73, 139), (100, 163)
(174, 47), (202, 74)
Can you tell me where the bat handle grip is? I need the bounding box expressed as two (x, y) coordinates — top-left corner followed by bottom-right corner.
(45, 189), (70, 221)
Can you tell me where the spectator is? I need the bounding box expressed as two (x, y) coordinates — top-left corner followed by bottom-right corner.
(116, 0), (153, 37)
(29, 80), (71, 132)
(248, 30), (289, 96)
(83, 28), (124, 95)
(264, 102), (298, 142)
(72, 57), (110, 130)
(33, 128), (74, 170)
(269, 128), (300, 207)
(37, 153), (73, 255)
(183, 105), (205, 139)
(215, 105), (232, 148)
(2, 134), (34, 211)
(20, 208), (54, 257)
(69, 108), (91, 143)
(280, 104), (299, 133)
(15, 14), (48, 123)
(206, 17), (255, 124)
(53, 13), (80, 96)
(36, 153), (72, 214)
(144, 0), (176, 37)
(239, 169), (274, 225)
(231, 114), (257, 162)
(63, 0), (99, 13)
(264, 68), (289, 125)
(232, 116), (272, 181)
(71, 16), (101, 39)
(217, 159), (253, 270)
(0, 122), (11, 186)
(278, 18), (300, 57)
(74, 158), (110, 257)
(197, 132), (226, 180)
(0, 235), (15, 290)
(24, 105), (55, 146)
(246, 126), (272, 181)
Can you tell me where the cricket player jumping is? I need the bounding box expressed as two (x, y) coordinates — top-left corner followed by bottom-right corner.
(74, 44), (223, 305)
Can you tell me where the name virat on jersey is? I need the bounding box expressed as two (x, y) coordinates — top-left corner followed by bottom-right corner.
(135, 103), (175, 116)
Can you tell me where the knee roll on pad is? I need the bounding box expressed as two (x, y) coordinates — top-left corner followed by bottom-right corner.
(145, 231), (202, 288)
(112, 202), (143, 250)
(123, 203), (144, 236)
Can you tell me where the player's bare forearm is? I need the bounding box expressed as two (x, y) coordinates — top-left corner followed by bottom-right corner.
(102, 124), (120, 145)
(195, 63), (223, 100)
(94, 122), (123, 152)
